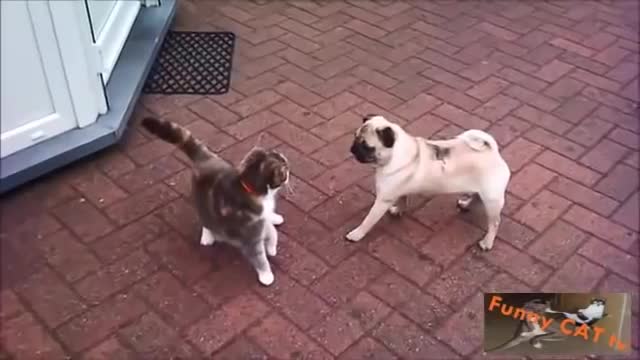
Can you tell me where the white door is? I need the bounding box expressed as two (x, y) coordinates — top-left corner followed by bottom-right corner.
(0, 1), (79, 158)
(85, 0), (141, 84)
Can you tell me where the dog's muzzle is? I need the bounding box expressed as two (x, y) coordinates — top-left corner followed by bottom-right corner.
(350, 140), (376, 163)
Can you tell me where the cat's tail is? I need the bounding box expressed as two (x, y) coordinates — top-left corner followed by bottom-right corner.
(141, 116), (214, 163)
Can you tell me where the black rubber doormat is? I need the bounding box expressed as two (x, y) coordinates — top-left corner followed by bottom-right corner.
(143, 31), (235, 95)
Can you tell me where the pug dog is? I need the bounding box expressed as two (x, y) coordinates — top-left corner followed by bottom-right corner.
(346, 114), (511, 251)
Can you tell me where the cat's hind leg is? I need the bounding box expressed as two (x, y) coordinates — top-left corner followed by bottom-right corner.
(244, 241), (275, 286)
(200, 227), (215, 246)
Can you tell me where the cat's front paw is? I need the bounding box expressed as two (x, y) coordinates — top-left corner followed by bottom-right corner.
(258, 270), (274, 286)
(346, 228), (365, 242)
(271, 213), (284, 226)
(266, 243), (277, 257)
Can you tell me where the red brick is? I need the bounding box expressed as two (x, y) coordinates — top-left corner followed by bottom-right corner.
(247, 313), (332, 360)
(500, 138), (543, 172)
(312, 252), (385, 306)
(392, 93), (442, 121)
(596, 105), (638, 133)
(224, 110), (285, 140)
(525, 127), (586, 159)
(405, 114), (448, 139)
(474, 94), (521, 122)
(429, 253), (496, 308)
(435, 292), (484, 357)
(497, 67), (548, 92)
(527, 220), (589, 267)
(386, 58), (430, 81)
(570, 69), (622, 93)
(255, 274), (329, 331)
(271, 99), (325, 129)
(553, 95), (599, 124)
(116, 155), (185, 193)
(411, 194), (460, 232)
(274, 81), (323, 107)
(219, 132), (282, 166)
(486, 116), (531, 147)
(314, 56), (358, 79)
(560, 51), (610, 76)
(1, 312), (67, 359)
(606, 61), (639, 84)
(579, 237), (639, 284)
(37, 229), (100, 283)
(479, 240), (553, 287)
(459, 61), (503, 82)
(419, 49), (467, 73)
(514, 105), (573, 135)
(310, 291), (391, 355)
(312, 134), (355, 167)
(268, 121), (325, 154)
(0, 290), (23, 321)
(513, 189), (571, 232)
(608, 127), (640, 150)
(74, 249), (157, 304)
(412, 20), (454, 39)
(104, 183), (178, 226)
(52, 199), (114, 243)
(310, 74), (361, 99)
(119, 312), (198, 358)
(483, 272), (532, 293)
(373, 312), (459, 359)
(567, 116), (615, 147)
(508, 163), (556, 199)
(282, 175), (328, 212)
(368, 235), (438, 286)
(185, 98), (239, 128)
(598, 273), (640, 314)
(548, 176), (619, 216)
(595, 163), (639, 201)
(535, 150), (602, 186)
(422, 65), (474, 91)
(275, 143), (326, 182)
(311, 185), (375, 228)
(142, 94), (201, 116)
(351, 65), (398, 90)
(533, 60), (574, 82)
(212, 336), (269, 360)
(228, 90), (282, 118)
(433, 103), (491, 129)
(241, 55), (287, 78)
(594, 45), (630, 67)
(613, 192), (639, 231)
(91, 215), (167, 263)
(542, 254), (607, 292)
(82, 337), (136, 360)
(274, 234), (329, 285)
(466, 76), (510, 101)
(367, 272), (422, 308)
(624, 151), (639, 169)
(420, 219), (484, 267)
(133, 271), (208, 328)
(338, 337), (398, 360)
(16, 268), (86, 328)
(164, 168), (191, 196)
(187, 293), (269, 355)
(146, 230), (212, 284)
(563, 205), (637, 249)
(545, 77), (587, 103)
(430, 84), (481, 112)
(503, 85), (560, 112)
(70, 171), (128, 208)
(580, 139), (630, 173)
(477, 22), (519, 41)
(349, 82), (404, 110)
(57, 293), (147, 352)
(313, 92), (363, 120)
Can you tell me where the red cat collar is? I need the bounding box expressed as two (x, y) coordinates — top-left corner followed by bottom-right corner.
(240, 180), (255, 195)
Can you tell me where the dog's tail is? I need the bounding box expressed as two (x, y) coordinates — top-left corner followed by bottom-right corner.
(459, 129), (499, 152)
(141, 116), (215, 163)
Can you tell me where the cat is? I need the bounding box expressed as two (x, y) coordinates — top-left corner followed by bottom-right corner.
(545, 298), (608, 328)
(485, 299), (570, 353)
(141, 116), (289, 286)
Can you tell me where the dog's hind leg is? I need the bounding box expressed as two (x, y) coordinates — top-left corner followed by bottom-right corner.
(478, 194), (504, 251)
(389, 196), (408, 216)
(456, 193), (477, 212)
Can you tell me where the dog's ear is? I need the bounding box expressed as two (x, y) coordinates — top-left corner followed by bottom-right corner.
(363, 114), (376, 123)
(376, 126), (395, 148)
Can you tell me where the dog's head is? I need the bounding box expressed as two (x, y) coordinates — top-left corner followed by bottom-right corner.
(350, 114), (397, 166)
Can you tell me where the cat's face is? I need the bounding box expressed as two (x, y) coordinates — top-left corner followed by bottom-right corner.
(239, 148), (290, 194)
(590, 298), (606, 306)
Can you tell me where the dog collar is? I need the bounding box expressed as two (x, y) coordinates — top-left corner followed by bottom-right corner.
(240, 180), (255, 195)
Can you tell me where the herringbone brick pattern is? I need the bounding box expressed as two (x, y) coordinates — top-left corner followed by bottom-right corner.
(1, 0), (638, 358)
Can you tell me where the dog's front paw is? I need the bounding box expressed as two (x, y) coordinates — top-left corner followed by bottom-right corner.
(478, 238), (493, 251)
(258, 270), (274, 286)
(271, 213), (284, 226)
(388, 205), (403, 216)
(346, 228), (366, 242)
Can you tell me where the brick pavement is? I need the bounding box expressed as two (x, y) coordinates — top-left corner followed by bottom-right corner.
(1, 0), (639, 359)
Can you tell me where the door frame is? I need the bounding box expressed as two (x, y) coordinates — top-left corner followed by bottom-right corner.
(48, 0), (109, 128)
